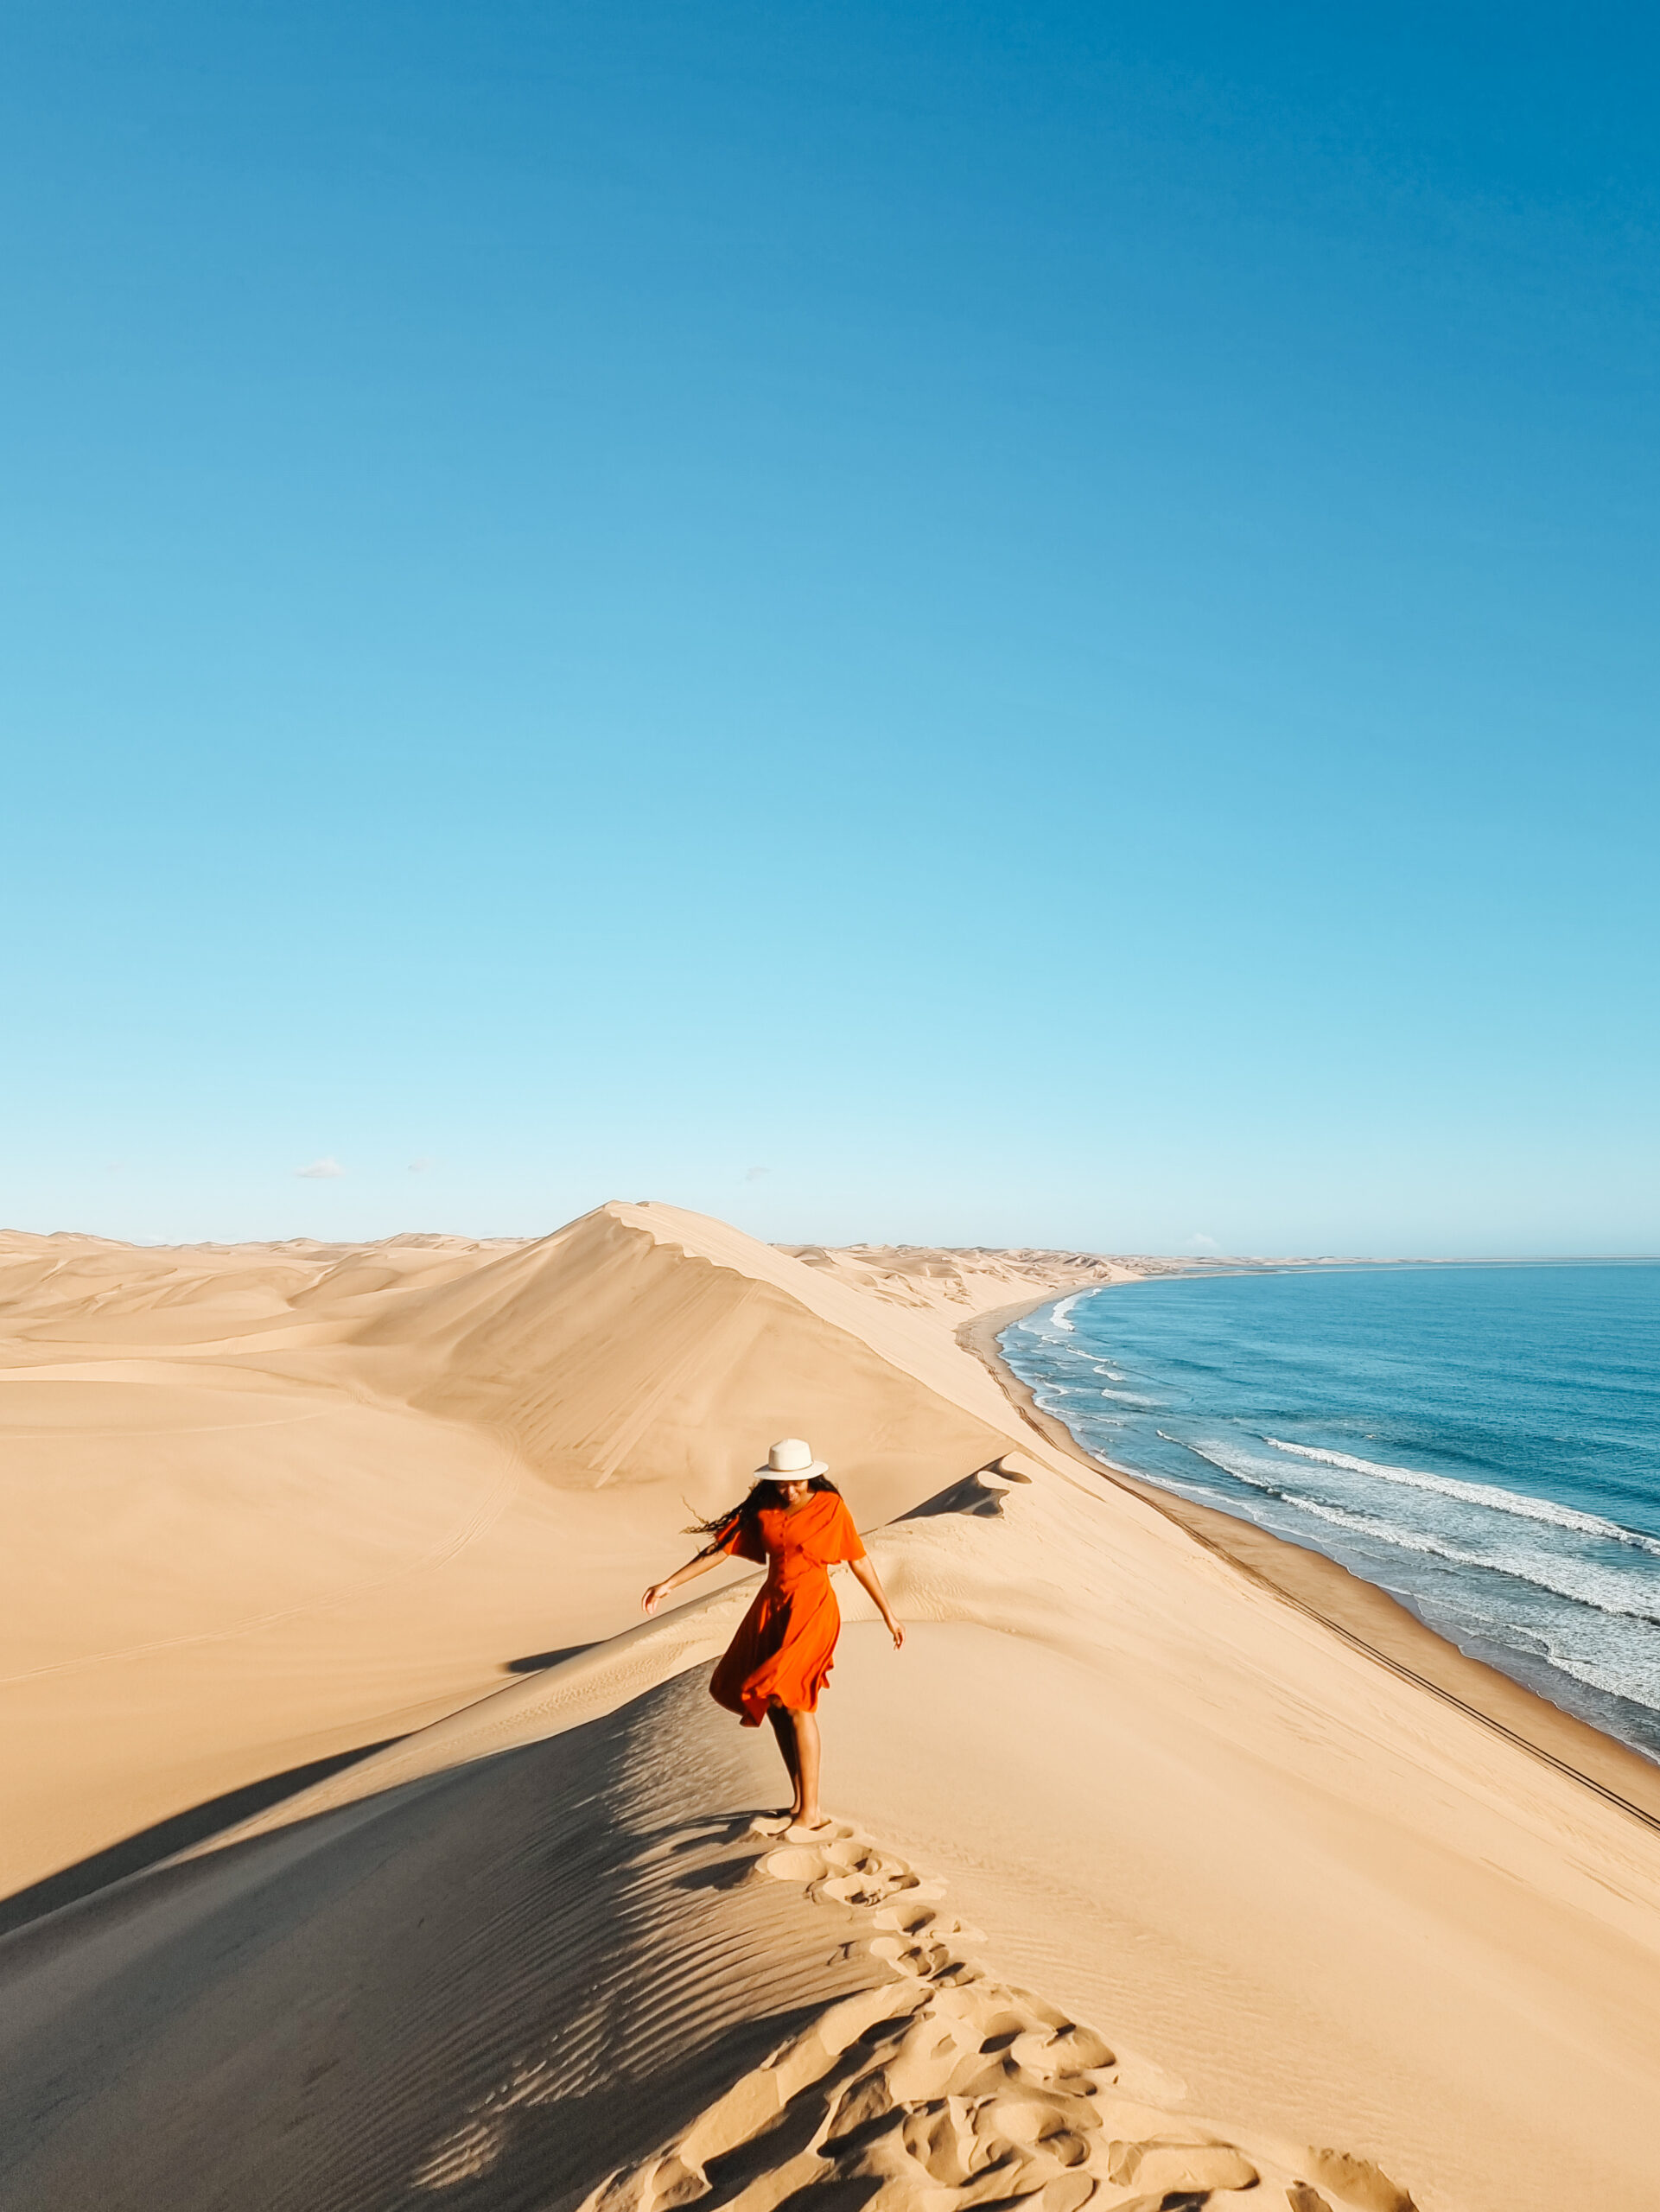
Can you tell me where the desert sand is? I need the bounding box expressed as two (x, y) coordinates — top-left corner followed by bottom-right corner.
(2, 1202), (1658, 2212)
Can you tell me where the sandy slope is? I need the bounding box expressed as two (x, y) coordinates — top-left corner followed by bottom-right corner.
(0, 1661), (1395, 2212)
(2, 1205), (1659, 2212)
(0, 1206), (1087, 1899)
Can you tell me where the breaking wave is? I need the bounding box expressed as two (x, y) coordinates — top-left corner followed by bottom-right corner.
(1261, 1436), (1660, 1555)
(1002, 1264), (1660, 1758)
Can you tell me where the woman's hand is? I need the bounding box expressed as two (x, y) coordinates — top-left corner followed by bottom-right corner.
(639, 1548), (723, 1618)
(848, 1554), (904, 1649)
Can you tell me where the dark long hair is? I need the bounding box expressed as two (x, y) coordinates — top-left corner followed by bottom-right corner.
(690, 1473), (842, 1556)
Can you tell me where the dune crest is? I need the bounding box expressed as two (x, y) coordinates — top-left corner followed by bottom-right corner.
(353, 1203), (1027, 1510)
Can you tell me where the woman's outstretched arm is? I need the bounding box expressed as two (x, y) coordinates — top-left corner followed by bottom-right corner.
(847, 1555), (905, 1649)
(641, 1547), (724, 1615)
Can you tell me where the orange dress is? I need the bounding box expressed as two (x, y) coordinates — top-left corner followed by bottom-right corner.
(709, 1491), (867, 1725)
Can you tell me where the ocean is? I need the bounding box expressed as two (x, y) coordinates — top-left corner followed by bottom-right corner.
(1000, 1262), (1660, 1763)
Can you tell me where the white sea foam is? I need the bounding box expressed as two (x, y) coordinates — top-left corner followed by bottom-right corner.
(1023, 1288), (1660, 1735)
(1525, 1630), (1660, 1717)
(1172, 1436), (1660, 1630)
(1262, 1435), (1660, 1557)
(1046, 1293), (1084, 1334)
(1289, 1499), (1660, 1631)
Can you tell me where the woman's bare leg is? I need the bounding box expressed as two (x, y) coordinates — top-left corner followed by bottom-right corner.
(785, 1707), (822, 1826)
(766, 1705), (800, 1807)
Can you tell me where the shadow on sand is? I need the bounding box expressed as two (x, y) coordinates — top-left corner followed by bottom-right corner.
(503, 1643), (595, 1674)
(0, 1735), (403, 1939)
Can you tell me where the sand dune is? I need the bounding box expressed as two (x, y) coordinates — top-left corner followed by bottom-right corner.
(0, 1673), (881, 2212)
(0, 1657), (1412, 2212)
(777, 1243), (1137, 1313)
(3, 1204), (1659, 2212)
(353, 1205), (1029, 1503)
(0, 1205), (1056, 1897)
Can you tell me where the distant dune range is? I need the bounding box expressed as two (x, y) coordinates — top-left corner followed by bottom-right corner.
(1, 1204), (1657, 2212)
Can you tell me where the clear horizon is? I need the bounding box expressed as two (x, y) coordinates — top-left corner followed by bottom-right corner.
(4, 3), (1657, 1256)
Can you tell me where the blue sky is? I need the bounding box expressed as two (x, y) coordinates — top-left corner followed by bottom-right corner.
(3, 2), (1656, 1254)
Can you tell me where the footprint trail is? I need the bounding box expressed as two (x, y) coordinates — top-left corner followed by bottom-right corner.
(576, 1817), (1421, 2212)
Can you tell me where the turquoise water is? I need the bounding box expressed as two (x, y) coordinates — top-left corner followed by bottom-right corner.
(1000, 1264), (1660, 1761)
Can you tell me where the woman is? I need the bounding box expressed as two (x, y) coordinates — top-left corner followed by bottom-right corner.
(641, 1437), (904, 1834)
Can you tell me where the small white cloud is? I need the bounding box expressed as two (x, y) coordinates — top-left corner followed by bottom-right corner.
(296, 1156), (346, 1180)
(744, 1166), (769, 1183)
(1185, 1231), (1222, 1255)
(408, 1156), (436, 1173)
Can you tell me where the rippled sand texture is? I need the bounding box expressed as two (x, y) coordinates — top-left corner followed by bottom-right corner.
(2, 1202), (1659, 2211)
(0, 1665), (1412, 2212)
(582, 1810), (1420, 2212)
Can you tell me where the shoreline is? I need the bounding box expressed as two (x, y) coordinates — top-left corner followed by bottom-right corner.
(960, 1290), (1660, 1833)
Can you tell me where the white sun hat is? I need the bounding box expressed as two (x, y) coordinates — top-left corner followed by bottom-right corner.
(755, 1437), (830, 1479)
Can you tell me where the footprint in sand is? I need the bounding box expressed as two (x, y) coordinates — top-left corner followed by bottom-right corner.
(576, 1815), (1419, 2212)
